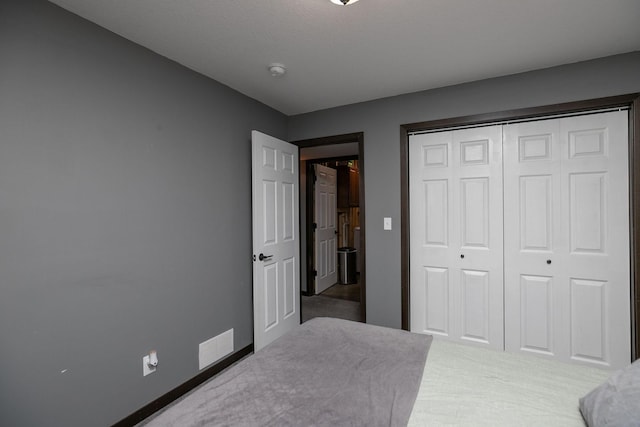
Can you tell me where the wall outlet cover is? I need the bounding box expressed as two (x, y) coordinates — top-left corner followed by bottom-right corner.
(143, 355), (156, 376)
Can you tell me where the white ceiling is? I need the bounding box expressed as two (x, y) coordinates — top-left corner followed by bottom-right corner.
(48, 0), (640, 116)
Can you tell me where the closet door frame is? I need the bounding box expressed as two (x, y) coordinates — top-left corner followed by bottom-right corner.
(400, 93), (640, 361)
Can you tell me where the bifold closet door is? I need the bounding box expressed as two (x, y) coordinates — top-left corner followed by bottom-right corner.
(503, 111), (630, 369)
(410, 126), (504, 350)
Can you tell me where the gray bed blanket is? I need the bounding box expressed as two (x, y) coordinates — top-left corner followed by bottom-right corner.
(142, 317), (432, 427)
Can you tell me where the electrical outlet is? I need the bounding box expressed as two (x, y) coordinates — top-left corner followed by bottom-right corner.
(143, 355), (156, 376)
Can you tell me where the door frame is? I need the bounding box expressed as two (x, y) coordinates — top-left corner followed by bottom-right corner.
(400, 93), (640, 360)
(294, 132), (366, 323)
(305, 156), (359, 295)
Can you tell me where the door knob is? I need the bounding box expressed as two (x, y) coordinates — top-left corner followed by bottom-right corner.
(546, 259), (552, 265)
(460, 254), (465, 259)
(259, 253), (273, 261)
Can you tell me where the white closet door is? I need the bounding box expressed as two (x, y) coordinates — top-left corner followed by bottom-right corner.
(410, 126), (504, 350)
(503, 119), (563, 359)
(504, 111), (630, 369)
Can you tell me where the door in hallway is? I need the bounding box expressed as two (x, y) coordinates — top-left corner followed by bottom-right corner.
(314, 164), (338, 294)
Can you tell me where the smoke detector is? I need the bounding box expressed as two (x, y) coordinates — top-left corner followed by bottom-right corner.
(330, 0), (361, 5)
(268, 63), (287, 77)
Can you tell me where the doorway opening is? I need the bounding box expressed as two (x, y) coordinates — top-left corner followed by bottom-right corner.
(294, 133), (366, 324)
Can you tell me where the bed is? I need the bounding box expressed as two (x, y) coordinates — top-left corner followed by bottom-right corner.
(139, 318), (636, 427)
(408, 340), (610, 426)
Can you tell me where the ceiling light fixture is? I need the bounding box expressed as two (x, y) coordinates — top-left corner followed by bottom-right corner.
(267, 63), (286, 77)
(330, 0), (360, 5)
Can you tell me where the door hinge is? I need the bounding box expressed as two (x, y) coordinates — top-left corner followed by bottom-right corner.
(312, 222), (317, 230)
(312, 270), (318, 277)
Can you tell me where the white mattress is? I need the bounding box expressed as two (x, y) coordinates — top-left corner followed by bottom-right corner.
(408, 339), (611, 427)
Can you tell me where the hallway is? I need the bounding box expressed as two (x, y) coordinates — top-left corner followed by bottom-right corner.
(301, 280), (361, 323)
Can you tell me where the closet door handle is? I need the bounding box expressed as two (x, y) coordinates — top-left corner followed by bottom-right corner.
(460, 254), (465, 259)
(259, 253), (273, 262)
(546, 259), (552, 265)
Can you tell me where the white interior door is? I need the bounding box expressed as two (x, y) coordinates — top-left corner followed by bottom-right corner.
(314, 164), (338, 294)
(409, 126), (504, 350)
(504, 111), (630, 369)
(251, 130), (300, 351)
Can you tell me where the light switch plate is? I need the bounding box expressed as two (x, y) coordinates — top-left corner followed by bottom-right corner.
(384, 217), (392, 230)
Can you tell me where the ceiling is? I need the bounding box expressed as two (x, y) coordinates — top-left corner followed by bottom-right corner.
(48, 0), (640, 116)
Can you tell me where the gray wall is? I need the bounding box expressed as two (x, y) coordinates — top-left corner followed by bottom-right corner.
(288, 51), (640, 329)
(0, 1), (286, 425)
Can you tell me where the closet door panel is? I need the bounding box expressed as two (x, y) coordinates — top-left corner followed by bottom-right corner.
(520, 275), (554, 355)
(423, 266), (450, 335)
(410, 132), (454, 336)
(460, 269), (490, 343)
(504, 119), (564, 359)
(453, 127), (503, 349)
(519, 175), (553, 251)
(505, 111), (629, 369)
(561, 111), (629, 368)
(424, 179), (448, 246)
(410, 126), (503, 350)
(570, 278), (608, 363)
(460, 178), (489, 248)
(569, 172), (606, 254)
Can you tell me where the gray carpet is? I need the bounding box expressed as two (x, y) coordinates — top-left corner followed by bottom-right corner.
(301, 294), (361, 323)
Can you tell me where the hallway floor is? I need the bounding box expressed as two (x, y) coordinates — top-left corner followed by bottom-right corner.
(319, 281), (360, 302)
(301, 279), (361, 323)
